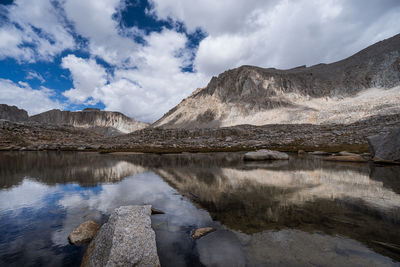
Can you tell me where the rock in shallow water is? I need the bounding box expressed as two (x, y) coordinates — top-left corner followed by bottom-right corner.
(68, 220), (100, 245)
(81, 205), (160, 267)
(191, 227), (216, 240)
(298, 150), (306, 155)
(244, 150), (289, 160)
(324, 155), (367, 163)
(151, 207), (165, 214)
(367, 128), (400, 164)
(337, 151), (359, 156)
(310, 151), (331, 156)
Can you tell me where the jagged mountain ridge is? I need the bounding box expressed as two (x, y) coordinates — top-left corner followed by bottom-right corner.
(0, 104), (28, 122)
(154, 33), (400, 128)
(0, 105), (148, 136)
(29, 108), (149, 135)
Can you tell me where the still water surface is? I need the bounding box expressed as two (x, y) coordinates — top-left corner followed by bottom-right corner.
(0, 151), (399, 266)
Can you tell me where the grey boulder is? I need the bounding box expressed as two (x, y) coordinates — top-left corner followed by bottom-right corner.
(367, 128), (400, 163)
(81, 205), (160, 267)
(244, 149), (289, 160)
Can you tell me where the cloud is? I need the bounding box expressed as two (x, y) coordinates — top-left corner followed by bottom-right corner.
(0, 179), (59, 213)
(61, 54), (107, 104)
(63, 0), (141, 67)
(150, 0), (400, 75)
(25, 71), (45, 83)
(61, 29), (207, 122)
(0, 0), (75, 62)
(105, 29), (207, 121)
(0, 78), (63, 115)
(148, 0), (278, 35)
(0, 25), (33, 61)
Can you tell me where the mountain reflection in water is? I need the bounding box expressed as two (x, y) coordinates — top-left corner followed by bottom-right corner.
(0, 151), (399, 266)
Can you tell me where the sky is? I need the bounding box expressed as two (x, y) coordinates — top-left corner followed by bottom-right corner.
(0, 0), (399, 122)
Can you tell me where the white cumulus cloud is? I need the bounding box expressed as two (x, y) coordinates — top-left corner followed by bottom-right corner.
(0, 78), (63, 115)
(61, 29), (207, 122)
(0, 0), (75, 62)
(63, 0), (141, 67)
(61, 54), (108, 104)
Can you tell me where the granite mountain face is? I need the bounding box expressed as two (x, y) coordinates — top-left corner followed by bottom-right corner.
(0, 104), (29, 122)
(154, 34), (400, 128)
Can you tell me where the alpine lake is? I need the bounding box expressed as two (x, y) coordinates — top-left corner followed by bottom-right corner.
(0, 151), (399, 267)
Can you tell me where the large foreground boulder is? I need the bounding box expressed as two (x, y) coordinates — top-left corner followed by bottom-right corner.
(367, 128), (400, 163)
(244, 149), (289, 160)
(81, 205), (160, 267)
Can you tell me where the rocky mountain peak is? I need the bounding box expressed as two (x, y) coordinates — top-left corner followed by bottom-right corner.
(30, 109), (149, 135)
(154, 33), (400, 129)
(0, 104), (148, 136)
(0, 104), (29, 122)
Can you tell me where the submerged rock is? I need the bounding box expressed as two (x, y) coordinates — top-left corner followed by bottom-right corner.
(81, 205), (160, 267)
(298, 150), (306, 155)
(324, 155), (367, 163)
(197, 230), (245, 267)
(244, 150), (289, 160)
(337, 151), (359, 156)
(191, 227), (216, 240)
(68, 220), (100, 245)
(310, 151), (331, 156)
(368, 128), (400, 164)
(151, 207), (165, 214)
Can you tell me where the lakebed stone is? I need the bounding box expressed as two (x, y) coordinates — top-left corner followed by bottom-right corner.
(324, 155), (367, 163)
(244, 150), (289, 161)
(68, 220), (100, 245)
(81, 205), (160, 267)
(191, 227), (216, 240)
(151, 207), (165, 214)
(337, 151), (359, 156)
(367, 128), (400, 164)
(310, 151), (331, 156)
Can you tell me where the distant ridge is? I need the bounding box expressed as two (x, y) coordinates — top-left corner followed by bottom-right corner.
(0, 105), (148, 136)
(0, 104), (28, 122)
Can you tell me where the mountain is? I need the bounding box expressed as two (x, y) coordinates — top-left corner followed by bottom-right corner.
(154, 33), (400, 128)
(0, 104), (148, 136)
(0, 104), (28, 122)
(29, 108), (148, 135)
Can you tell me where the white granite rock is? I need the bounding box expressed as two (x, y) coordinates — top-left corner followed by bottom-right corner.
(81, 205), (160, 267)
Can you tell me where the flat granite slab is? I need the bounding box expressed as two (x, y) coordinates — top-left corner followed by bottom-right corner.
(81, 205), (160, 267)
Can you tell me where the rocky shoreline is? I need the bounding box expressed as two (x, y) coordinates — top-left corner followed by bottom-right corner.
(1, 113), (399, 154)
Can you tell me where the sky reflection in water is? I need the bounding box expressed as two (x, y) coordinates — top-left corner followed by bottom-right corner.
(0, 151), (399, 267)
